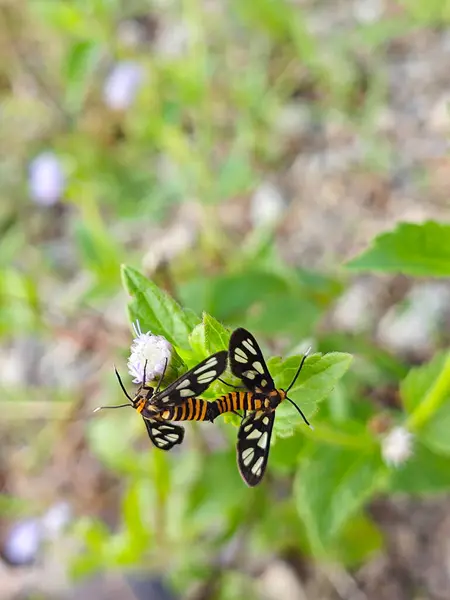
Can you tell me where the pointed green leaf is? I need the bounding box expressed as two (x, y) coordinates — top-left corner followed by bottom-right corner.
(203, 313), (231, 354)
(294, 444), (384, 556)
(268, 352), (353, 437)
(346, 221), (450, 276)
(121, 265), (199, 349)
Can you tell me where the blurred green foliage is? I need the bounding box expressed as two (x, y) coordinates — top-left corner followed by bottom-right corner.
(1, 1), (450, 598)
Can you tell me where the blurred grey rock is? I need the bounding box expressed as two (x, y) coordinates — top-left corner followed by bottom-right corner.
(258, 560), (308, 600)
(377, 282), (450, 354)
(333, 278), (383, 333)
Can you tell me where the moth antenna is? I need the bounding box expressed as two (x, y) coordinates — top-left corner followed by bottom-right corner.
(93, 403), (131, 413)
(154, 358), (168, 395)
(285, 346), (312, 393)
(286, 397), (314, 430)
(114, 366), (134, 402)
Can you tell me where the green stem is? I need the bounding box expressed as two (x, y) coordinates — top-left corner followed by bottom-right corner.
(406, 352), (450, 431)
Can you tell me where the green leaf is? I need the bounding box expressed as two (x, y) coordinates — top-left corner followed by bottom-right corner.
(294, 444), (384, 556)
(346, 221), (450, 276)
(401, 351), (450, 453)
(245, 294), (321, 337)
(268, 352), (353, 436)
(121, 265), (199, 349)
(122, 480), (152, 551)
(188, 323), (207, 359)
(336, 513), (384, 566)
(209, 270), (289, 320)
(203, 313), (231, 354)
(389, 442), (450, 494)
(64, 40), (101, 113)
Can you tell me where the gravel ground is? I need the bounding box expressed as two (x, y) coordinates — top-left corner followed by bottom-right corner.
(1, 1), (450, 598)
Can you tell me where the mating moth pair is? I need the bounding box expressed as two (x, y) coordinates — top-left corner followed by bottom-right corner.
(96, 328), (311, 486)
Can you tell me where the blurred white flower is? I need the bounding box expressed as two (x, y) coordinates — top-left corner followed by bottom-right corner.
(3, 519), (42, 565)
(103, 61), (144, 111)
(41, 501), (72, 539)
(29, 151), (65, 205)
(127, 321), (172, 384)
(381, 426), (414, 467)
(155, 22), (190, 58)
(250, 182), (285, 228)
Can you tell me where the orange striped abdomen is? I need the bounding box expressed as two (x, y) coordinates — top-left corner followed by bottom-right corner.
(159, 398), (216, 422)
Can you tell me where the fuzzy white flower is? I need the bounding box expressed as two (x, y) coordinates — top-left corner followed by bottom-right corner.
(381, 426), (414, 467)
(29, 151), (65, 205)
(103, 61), (144, 111)
(127, 321), (172, 384)
(41, 501), (72, 539)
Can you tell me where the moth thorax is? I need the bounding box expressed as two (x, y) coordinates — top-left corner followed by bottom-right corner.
(134, 397), (146, 413)
(268, 389), (284, 409)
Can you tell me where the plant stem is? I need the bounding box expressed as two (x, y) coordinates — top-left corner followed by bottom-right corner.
(406, 351), (450, 431)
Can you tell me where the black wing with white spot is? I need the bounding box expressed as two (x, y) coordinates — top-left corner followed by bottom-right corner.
(143, 417), (185, 450)
(229, 328), (275, 393)
(151, 351), (228, 410)
(237, 410), (275, 486)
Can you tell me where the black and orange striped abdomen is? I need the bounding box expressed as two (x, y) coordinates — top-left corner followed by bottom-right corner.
(214, 391), (263, 415)
(211, 389), (286, 419)
(158, 398), (216, 422)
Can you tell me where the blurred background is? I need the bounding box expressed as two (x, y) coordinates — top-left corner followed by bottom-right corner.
(1, 0), (450, 599)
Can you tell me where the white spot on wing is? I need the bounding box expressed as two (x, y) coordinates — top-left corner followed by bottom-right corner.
(261, 379), (268, 387)
(246, 429), (261, 440)
(262, 417), (270, 425)
(253, 361), (264, 374)
(252, 456), (264, 474)
(197, 371), (216, 383)
(176, 379), (191, 389)
(234, 354), (248, 364)
(242, 448), (254, 466)
(195, 358), (217, 374)
(257, 432), (268, 449)
(242, 339), (257, 355)
(179, 388), (195, 397)
(243, 371), (257, 380)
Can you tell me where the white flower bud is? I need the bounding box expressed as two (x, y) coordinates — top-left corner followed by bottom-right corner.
(127, 321), (173, 384)
(381, 426), (414, 467)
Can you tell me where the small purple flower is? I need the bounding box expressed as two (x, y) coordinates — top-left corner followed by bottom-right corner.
(2, 519), (42, 566)
(28, 152), (65, 206)
(127, 321), (172, 384)
(103, 61), (144, 111)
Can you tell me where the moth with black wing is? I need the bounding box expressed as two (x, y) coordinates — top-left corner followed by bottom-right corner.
(94, 351), (227, 451)
(212, 328), (312, 486)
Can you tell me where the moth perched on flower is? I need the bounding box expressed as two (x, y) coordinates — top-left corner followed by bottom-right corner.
(95, 322), (227, 450)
